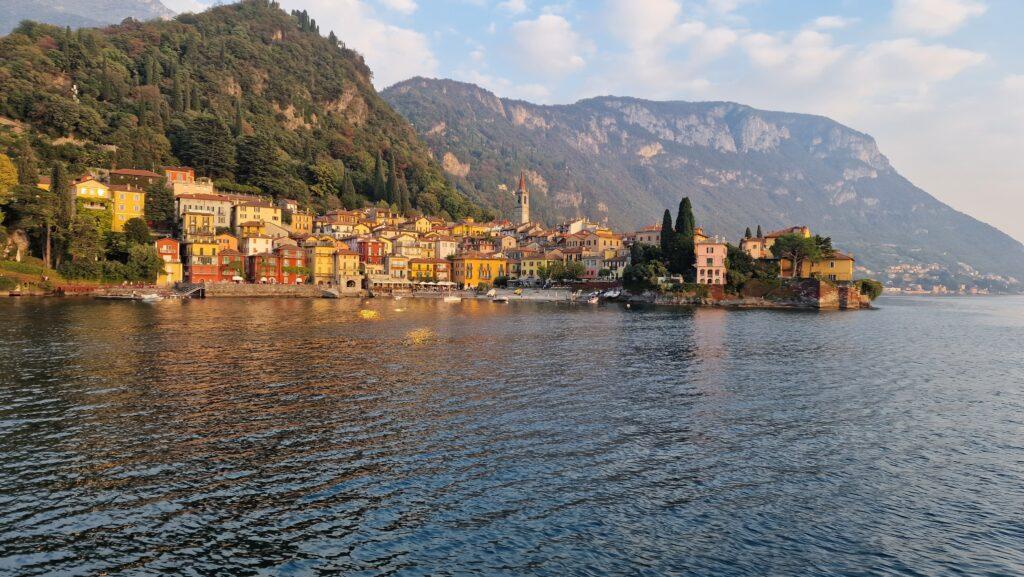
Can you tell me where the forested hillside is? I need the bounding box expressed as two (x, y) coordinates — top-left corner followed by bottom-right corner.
(0, 0), (487, 221)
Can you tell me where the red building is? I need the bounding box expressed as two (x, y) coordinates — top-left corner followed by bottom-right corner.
(217, 248), (246, 283)
(163, 166), (195, 185)
(355, 237), (385, 265)
(246, 246), (308, 284)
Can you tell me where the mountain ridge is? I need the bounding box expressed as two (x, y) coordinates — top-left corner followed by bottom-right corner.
(0, 0), (174, 34)
(383, 77), (1024, 276)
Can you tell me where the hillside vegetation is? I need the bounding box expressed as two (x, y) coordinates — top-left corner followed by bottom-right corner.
(0, 0), (488, 221)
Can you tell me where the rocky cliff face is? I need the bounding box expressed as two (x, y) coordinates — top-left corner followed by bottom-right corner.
(383, 77), (1024, 275)
(0, 0), (174, 34)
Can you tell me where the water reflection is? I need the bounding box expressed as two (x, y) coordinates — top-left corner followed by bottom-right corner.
(1, 297), (1023, 576)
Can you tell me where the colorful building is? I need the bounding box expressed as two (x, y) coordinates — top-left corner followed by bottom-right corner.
(109, 184), (145, 232)
(181, 211), (216, 241)
(451, 252), (508, 289)
(183, 236), (219, 283)
(408, 258), (450, 282)
(110, 168), (162, 188)
(781, 252), (855, 282)
(154, 238), (182, 287)
(695, 239), (728, 285)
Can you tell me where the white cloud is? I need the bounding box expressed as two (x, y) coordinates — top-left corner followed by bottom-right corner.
(811, 15), (857, 30)
(605, 0), (681, 47)
(280, 0), (437, 87)
(742, 29), (847, 80)
(845, 38), (985, 106)
(498, 0), (528, 15)
(511, 14), (589, 75)
(892, 0), (987, 36)
(378, 0), (417, 15)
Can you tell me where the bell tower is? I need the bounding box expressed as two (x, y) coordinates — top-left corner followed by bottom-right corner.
(516, 171), (530, 225)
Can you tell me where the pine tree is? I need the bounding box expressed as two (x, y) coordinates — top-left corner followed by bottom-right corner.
(745, 227), (752, 239)
(659, 209), (673, 255)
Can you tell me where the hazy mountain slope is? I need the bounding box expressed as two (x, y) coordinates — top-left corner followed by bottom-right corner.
(383, 77), (1024, 275)
(0, 0), (174, 34)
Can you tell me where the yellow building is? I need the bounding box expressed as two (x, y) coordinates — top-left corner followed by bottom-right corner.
(521, 253), (558, 280)
(408, 258), (451, 282)
(232, 201), (282, 229)
(155, 238), (182, 287)
(303, 237), (337, 286)
(741, 226), (811, 260)
(181, 211), (215, 240)
(781, 252), (855, 282)
(289, 211), (313, 235)
(451, 218), (490, 238)
(110, 185), (145, 232)
(216, 233), (238, 253)
(451, 252), (507, 289)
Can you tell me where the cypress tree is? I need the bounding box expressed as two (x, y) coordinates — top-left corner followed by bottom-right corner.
(675, 196), (695, 237)
(745, 227), (752, 239)
(756, 225), (763, 238)
(233, 98), (244, 137)
(372, 152), (386, 202)
(171, 73), (184, 112)
(398, 177), (411, 215)
(385, 156), (399, 205)
(659, 209), (673, 255)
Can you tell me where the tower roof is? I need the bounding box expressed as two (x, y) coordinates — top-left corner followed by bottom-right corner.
(517, 171), (527, 192)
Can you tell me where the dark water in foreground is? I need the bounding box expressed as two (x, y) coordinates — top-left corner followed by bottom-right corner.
(1, 296), (1023, 576)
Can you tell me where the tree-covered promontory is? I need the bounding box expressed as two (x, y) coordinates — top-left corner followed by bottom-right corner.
(0, 0), (490, 221)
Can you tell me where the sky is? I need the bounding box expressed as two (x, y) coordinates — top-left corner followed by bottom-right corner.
(166, 0), (1024, 242)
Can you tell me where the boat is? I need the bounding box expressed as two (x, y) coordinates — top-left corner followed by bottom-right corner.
(443, 295), (462, 303)
(586, 296), (599, 304)
(492, 295), (509, 303)
(140, 293), (164, 302)
(485, 288), (497, 298)
(394, 295), (403, 301)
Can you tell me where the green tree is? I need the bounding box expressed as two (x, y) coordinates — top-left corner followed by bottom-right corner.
(144, 178), (174, 227)
(659, 209), (673, 255)
(770, 233), (823, 279)
(372, 151), (387, 202)
(237, 130), (286, 196)
(127, 244), (163, 282)
(744, 227), (752, 239)
(67, 211), (105, 263)
(12, 185), (58, 268)
(856, 278), (884, 300)
(385, 154), (399, 205)
(51, 164), (74, 268)
(123, 217), (151, 245)
(177, 115), (236, 178)
(674, 196), (695, 236)
(756, 225), (763, 238)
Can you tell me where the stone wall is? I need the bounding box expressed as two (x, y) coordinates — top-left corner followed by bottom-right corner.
(202, 283), (326, 298)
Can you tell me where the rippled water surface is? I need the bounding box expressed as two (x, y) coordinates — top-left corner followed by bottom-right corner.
(1, 296), (1023, 576)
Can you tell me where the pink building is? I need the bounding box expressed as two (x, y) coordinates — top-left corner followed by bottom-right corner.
(695, 239), (728, 285)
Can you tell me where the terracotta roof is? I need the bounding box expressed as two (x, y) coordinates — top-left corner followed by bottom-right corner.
(220, 248), (242, 256)
(111, 168), (162, 178)
(163, 166), (194, 172)
(453, 251), (507, 260)
(176, 193), (232, 202)
(238, 221), (264, 227)
(829, 252), (855, 261)
(409, 258), (449, 264)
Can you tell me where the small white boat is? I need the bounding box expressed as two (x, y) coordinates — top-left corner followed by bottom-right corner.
(443, 295), (462, 303)
(586, 296), (599, 304)
(140, 293), (164, 302)
(394, 295), (403, 301)
(492, 295), (509, 303)
(485, 288), (497, 298)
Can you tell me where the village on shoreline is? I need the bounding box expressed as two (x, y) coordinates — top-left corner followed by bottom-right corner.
(4, 165), (882, 310)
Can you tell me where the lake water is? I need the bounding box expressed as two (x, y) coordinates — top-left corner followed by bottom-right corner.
(1, 296), (1023, 576)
